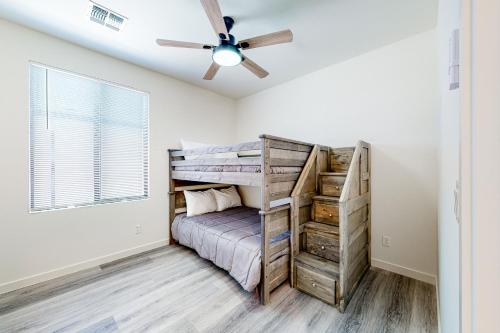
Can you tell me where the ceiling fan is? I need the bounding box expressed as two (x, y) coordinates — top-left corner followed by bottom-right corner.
(156, 0), (293, 80)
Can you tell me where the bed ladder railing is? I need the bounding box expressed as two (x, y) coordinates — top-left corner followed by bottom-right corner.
(259, 135), (317, 304)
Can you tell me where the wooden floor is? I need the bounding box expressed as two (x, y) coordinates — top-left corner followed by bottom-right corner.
(0, 246), (437, 333)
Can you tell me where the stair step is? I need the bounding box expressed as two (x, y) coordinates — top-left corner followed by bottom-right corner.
(319, 172), (348, 177)
(303, 221), (339, 236)
(313, 195), (340, 203)
(295, 252), (340, 278)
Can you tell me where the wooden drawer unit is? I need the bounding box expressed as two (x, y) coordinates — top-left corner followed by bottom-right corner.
(319, 174), (346, 197)
(296, 263), (337, 305)
(305, 232), (340, 262)
(313, 198), (339, 226)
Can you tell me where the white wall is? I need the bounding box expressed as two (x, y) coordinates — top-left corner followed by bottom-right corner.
(0, 19), (236, 293)
(436, 0), (460, 332)
(236, 30), (439, 282)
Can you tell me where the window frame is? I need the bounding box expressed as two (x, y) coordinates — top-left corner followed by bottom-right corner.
(28, 62), (151, 213)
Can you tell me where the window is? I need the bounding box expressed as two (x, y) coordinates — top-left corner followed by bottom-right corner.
(29, 64), (149, 212)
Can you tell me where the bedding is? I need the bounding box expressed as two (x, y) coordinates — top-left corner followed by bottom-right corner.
(211, 186), (242, 211)
(174, 165), (303, 174)
(172, 206), (285, 291)
(183, 189), (217, 217)
(180, 139), (238, 160)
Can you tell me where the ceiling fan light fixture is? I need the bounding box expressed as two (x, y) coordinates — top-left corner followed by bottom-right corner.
(212, 44), (242, 67)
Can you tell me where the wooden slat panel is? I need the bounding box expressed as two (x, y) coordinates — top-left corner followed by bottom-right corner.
(175, 192), (185, 209)
(171, 141), (261, 157)
(348, 156), (360, 199)
(348, 226), (368, 258)
(172, 171), (262, 186)
(269, 266), (289, 292)
(269, 209), (290, 239)
(319, 150), (328, 173)
(259, 134), (315, 147)
(348, 205), (369, 236)
(346, 193), (370, 215)
(299, 205), (312, 225)
(269, 254), (289, 281)
(270, 149), (309, 161)
(172, 157), (261, 166)
(298, 192), (315, 207)
(269, 238), (289, 259)
(270, 191), (292, 202)
(270, 181), (296, 194)
(360, 147), (369, 194)
(269, 173), (300, 183)
(269, 158), (307, 167)
(268, 139), (313, 152)
(347, 247), (369, 293)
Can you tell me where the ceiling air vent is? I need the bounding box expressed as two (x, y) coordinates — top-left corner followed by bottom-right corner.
(88, 1), (127, 31)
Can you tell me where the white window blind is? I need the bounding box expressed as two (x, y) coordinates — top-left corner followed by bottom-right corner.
(29, 64), (149, 212)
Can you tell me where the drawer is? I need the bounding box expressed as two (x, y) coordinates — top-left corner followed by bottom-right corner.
(306, 232), (340, 262)
(320, 176), (345, 197)
(313, 202), (339, 225)
(321, 183), (343, 197)
(296, 263), (337, 305)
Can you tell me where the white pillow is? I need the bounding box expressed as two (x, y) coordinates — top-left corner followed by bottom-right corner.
(183, 189), (217, 217)
(212, 186), (242, 211)
(180, 139), (238, 160)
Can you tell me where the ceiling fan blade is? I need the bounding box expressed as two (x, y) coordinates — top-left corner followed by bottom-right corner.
(156, 39), (213, 49)
(239, 29), (293, 50)
(200, 0), (229, 40)
(203, 62), (221, 80)
(241, 56), (269, 79)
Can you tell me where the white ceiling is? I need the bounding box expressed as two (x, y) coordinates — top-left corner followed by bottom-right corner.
(0, 0), (437, 98)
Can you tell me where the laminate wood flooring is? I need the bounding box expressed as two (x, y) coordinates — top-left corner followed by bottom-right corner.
(0, 246), (437, 333)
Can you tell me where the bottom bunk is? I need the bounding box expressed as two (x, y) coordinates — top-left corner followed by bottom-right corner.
(168, 181), (292, 304)
(171, 206), (289, 292)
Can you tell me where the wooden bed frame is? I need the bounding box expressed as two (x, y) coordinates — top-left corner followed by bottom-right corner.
(167, 135), (371, 310)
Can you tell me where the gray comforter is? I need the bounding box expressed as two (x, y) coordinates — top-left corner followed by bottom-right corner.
(172, 206), (262, 291)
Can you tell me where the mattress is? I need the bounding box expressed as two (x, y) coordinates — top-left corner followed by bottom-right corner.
(174, 165), (302, 174)
(171, 206), (273, 292)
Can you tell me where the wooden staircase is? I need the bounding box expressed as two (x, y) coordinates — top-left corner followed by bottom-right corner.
(290, 142), (371, 312)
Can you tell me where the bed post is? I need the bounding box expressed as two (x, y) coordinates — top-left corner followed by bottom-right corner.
(168, 149), (177, 245)
(260, 137), (271, 304)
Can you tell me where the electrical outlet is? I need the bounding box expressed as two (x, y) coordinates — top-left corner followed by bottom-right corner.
(382, 235), (391, 247)
(135, 224), (142, 235)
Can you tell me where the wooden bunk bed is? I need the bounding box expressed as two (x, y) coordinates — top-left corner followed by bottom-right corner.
(167, 135), (371, 311)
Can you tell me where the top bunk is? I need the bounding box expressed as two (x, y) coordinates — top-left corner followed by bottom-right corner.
(168, 134), (327, 188)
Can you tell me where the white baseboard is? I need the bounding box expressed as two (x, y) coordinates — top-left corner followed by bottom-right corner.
(371, 258), (436, 285)
(0, 239), (168, 295)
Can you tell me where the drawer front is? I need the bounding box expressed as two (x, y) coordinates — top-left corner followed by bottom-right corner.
(314, 202), (339, 225)
(321, 183), (343, 197)
(296, 264), (336, 305)
(320, 175), (345, 197)
(306, 233), (340, 262)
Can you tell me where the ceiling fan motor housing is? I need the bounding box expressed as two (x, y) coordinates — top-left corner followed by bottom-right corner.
(222, 16), (235, 38)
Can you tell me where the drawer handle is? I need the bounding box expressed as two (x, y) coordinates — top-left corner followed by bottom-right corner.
(329, 213), (333, 217)
(321, 245), (325, 250)
(312, 283), (317, 288)
(335, 186), (340, 190)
